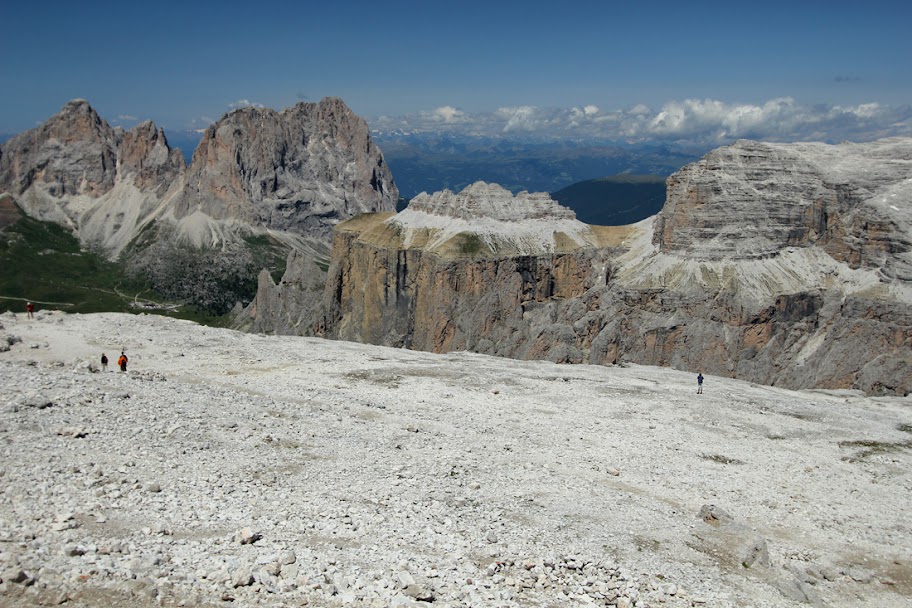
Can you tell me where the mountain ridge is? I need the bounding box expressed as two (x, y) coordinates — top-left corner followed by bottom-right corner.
(244, 139), (912, 395)
(0, 98), (397, 313)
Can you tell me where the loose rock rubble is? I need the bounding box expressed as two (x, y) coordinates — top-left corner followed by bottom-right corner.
(1, 311), (910, 607)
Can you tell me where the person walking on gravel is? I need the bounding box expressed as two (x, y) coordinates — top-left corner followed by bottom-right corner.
(697, 372), (704, 394)
(101, 353), (108, 372)
(117, 351), (128, 372)
(26, 302), (34, 319)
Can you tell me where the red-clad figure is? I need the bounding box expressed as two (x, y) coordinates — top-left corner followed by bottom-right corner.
(26, 302), (35, 319)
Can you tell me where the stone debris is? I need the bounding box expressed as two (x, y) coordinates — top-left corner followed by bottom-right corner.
(740, 537), (771, 569)
(234, 527), (262, 545)
(698, 504), (733, 526)
(0, 310), (908, 608)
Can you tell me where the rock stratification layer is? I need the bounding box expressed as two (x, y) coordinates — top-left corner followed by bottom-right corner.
(296, 141), (912, 395)
(655, 138), (912, 279)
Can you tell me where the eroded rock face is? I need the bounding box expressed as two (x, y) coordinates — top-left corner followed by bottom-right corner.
(0, 100), (121, 197)
(171, 97), (398, 239)
(1, 97), (396, 264)
(0, 100), (187, 256)
(234, 250), (327, 335)
(318, 214), (598, 357)
(118, 120), (185, 192)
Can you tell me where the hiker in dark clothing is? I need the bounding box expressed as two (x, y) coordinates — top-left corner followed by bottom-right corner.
(101, 353), (108, 372)
(697, 372), (704, 394)
(118, 352), (128, 372)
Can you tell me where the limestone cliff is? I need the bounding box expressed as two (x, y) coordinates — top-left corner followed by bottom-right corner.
(303, 141), (912, 395)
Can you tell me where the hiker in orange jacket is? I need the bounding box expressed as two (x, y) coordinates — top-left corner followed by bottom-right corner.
(118, 351), (128, 372)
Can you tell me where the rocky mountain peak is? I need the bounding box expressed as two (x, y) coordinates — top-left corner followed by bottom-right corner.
(0, 99), (119, 197)
(171, 96), (397, 241)
(407, 181), (578, 222)
(119, 120), (185, 191)
(389, 181), (594, 255)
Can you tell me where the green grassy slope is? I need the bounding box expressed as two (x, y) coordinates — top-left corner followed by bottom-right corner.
(551, 175), (667, 226)
(0, 197), (223, 323)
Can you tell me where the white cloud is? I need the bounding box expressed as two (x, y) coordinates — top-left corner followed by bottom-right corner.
(228, 99), (265, 110)
(498, 106), (541, 132)
(430, 106), (465, 123)
(117, 114), (137, 121)
(370, 98), (912, 145)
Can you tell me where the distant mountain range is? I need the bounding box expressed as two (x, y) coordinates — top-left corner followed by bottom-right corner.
(371, 129), (701, 199)
(551, 175), (667, 226)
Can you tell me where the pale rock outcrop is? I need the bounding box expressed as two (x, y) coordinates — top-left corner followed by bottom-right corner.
(656, 138), (912, 279)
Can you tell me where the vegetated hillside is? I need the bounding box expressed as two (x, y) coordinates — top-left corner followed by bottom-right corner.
(0, 196), (230, 322)
(550, 175), (667, 226)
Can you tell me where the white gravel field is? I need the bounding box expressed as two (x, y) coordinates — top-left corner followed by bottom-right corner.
(1, 310), (910, 607)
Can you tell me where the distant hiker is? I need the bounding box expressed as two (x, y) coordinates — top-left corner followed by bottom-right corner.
(26, 302), (34, 319)
(697, 372), (704, 394)
(101, 353), (108, 372)
(118, 351), (128, 372)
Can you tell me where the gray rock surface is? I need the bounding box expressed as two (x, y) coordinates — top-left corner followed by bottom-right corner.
(170, 97), (398, 241)
(0, 98), (396, 266)
(656, 138), (912, 280)
(0, 100), (185, 257)
(232, 249), (327, 335)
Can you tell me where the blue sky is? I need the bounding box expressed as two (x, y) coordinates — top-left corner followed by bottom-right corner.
(2, 0), (910, 144)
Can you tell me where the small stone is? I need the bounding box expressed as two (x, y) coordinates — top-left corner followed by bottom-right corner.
(280, 550), (297, 565)
(231, 566), (254, 588)
(820, 566), (840, 581)
(403, 584), (435, 601)
(235, 527), (261, 545)
(145, 482), (162, 493)
(698, 504), (733, 526)
(24, 393), (53, 409)
(63, 544), (85, 557)
(485, 530), (498, 544)
(846, 566), (874, 583)
(396, 571), (416, 588)
(606, 467), (620, 476)
(3, 569), (32, 585)
(741, 537), (770, 569)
